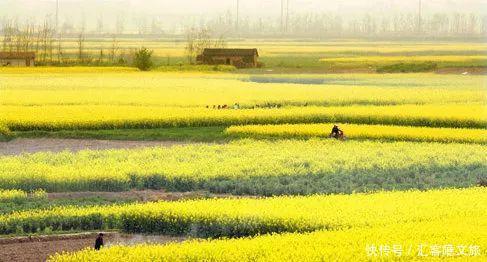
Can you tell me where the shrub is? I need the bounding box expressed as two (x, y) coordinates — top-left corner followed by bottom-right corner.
(479, 177), (487, 187)
(376, 62), (437, 73)
(0, 124), (12, 141)
(133, 47), (154, 71)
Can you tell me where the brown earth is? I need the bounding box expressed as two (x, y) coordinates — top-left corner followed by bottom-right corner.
(47, 190), (234, 202)
(243, 66), (487, 74)
(435, 67), (487, 75)
(0, 232), (186, 262)
(0, 138), (189, 156)
(242, 67), (375, 74)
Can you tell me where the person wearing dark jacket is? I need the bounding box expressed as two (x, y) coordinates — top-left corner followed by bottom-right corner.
(329, 125), (344, 139)
(94, 233), (104, 250)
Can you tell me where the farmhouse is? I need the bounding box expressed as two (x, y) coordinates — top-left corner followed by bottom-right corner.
(197, 48), (259, 68)
(0, 52), (36, 67)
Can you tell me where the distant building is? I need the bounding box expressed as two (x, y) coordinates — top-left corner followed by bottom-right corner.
(0, 52), (36, 67)
(197, 48), (259, 68)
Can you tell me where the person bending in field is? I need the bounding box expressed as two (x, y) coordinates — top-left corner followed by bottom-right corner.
(329, 125), (344, 139)
(94, 233), (104, 250)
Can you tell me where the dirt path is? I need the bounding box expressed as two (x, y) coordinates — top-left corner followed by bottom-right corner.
(0, 138), (190, 156)
(47, 190), (232, 202)
(0, 232), (186, 262)
(435, 67), (487, 75)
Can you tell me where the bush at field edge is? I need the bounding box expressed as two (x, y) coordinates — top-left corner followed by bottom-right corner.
(0, 125), (13, 141)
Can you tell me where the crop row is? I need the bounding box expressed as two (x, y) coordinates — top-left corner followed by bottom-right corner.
(0, 190), (28, 202)
(0, 189), (47, 203)
(1, 187), (485, 237)
(0, 139), (485, 194)
(50, 219), (487, 262)
(2, 104), (486, 131)
(226, 123), (487, 144)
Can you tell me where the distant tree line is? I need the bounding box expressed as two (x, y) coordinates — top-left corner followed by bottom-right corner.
(2, 11), (485, 39)
(0, 18), (133, 66)
(206, 12), (487, 38)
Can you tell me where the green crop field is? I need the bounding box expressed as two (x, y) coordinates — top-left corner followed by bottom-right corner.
(41, 39), (487, 71)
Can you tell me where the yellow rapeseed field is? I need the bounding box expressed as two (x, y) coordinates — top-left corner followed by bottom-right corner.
(1, 70), (484, 107)
(0, 187), (485, 235)
(1, 40), (486, 261)
(1, 104), (485, 131)
(46, 187), (487, 261)
(0, 139), (484, 194)
(1, 68), (484, 131)
(50, 221), (487, 261)
(226, 123), (487, 144)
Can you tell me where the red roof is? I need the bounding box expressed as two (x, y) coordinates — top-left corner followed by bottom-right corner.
(0, 52), (36, 59)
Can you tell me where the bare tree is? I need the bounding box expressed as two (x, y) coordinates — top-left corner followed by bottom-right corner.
(109, 35), (119, 63)
(98, 48), (104, 64)
(39, 19), (54, 63)
(185, 28), (227, 64)
(57, 31), (63, 63)
(77, 30), (85, 62)
(185, 28), (196, 63)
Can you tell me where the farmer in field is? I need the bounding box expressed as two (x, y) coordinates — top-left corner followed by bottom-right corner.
(329, 124), (344, 139)
(94, 233), (104, 250)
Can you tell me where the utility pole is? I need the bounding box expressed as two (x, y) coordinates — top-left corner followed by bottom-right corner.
(285, 0), (289, 33)
(418, 0), (422, 33)
(281, 0), (284, 32)
(56, 0), (59, 33)
(236, 0), (239, 33)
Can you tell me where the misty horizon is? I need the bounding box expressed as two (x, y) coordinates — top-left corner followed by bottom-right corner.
(1, 0), (486, 37)
(2, 0), (486, 18)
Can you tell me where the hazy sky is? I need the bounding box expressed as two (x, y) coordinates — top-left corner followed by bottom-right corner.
(2, 0), (487, 17)
(1, 0), (486, 33)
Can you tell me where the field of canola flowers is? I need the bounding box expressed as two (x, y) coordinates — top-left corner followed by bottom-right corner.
(226, 123), (487, 144)
(1, 69), (486, 132)
(2, 73), (484, 107)
(0, 139), (485, 194)
(2, 104), (486, 131)
(1, 187), (485, 236)
(0, 53), (486, 261)
(50, 221), (487, 262)
(28, 187), (487, 261)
